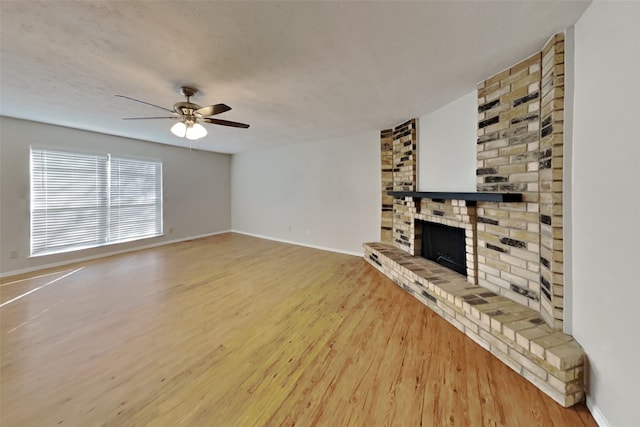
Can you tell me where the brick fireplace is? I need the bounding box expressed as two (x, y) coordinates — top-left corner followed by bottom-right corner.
(364, 33), (586, 407)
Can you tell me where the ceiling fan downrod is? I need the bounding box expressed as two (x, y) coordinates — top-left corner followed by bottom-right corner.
(180, 86), (198, 103)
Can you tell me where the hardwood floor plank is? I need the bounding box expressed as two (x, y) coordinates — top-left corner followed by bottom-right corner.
(0, 233), (597, 426)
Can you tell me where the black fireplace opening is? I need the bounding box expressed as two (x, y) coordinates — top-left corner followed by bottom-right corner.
(419, 220), (467, 276)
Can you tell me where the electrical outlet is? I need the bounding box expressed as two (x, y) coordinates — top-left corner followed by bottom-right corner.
(9, 250), (18, 259)
(307, 229), (311, 235)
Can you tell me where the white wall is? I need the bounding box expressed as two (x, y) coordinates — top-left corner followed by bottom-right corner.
(418, 90), (477, 191)
(572, 2), (640, 426)
(0, 117), (231, 276)
(231, 132), (380, 255)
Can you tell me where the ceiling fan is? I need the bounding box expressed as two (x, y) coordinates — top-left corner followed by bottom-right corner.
(116, 86), (249, 141)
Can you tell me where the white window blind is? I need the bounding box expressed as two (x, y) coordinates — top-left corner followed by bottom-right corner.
(30, 148), (163, 256)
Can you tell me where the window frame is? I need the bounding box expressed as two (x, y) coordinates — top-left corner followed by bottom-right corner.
(30, 147), (164, 257)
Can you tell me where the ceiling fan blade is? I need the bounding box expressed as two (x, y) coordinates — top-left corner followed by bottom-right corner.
(202, 118), (250, 129)
(195, 104), (231, 117)
(115, 94), (174, 113)
(122, 116), (178, 120)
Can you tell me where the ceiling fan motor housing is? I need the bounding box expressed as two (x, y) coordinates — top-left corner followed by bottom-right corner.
(173, 101), (202, 119)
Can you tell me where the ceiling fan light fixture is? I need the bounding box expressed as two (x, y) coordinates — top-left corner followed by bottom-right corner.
(186, 122), (207, 140)
(170, 121), (187, 138)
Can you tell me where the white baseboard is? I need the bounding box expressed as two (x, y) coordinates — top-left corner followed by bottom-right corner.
(231, 230), (363, 257)
(0, 230), (231, 279)
(586, 396), (609, 427)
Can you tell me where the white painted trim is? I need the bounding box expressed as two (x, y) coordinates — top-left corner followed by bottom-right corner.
(586, 396), (609, 427)
(231, 230), (363, 257)
(0, 230), (231, 279)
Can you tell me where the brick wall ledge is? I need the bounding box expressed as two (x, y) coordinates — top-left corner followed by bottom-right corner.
(363, 242), (585, 407)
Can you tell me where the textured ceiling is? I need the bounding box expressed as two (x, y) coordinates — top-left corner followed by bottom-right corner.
(0, 1), (590, 154)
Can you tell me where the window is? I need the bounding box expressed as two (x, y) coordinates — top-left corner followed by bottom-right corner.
(30, 148), (163, 256)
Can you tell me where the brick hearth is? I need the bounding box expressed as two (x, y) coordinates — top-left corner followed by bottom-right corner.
(364, 240), (584, 407)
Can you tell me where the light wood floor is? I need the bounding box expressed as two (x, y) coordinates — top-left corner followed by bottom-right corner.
(1, 233), (596, 426)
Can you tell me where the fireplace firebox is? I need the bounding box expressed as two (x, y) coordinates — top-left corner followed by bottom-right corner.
(419, 220), (467, 276)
